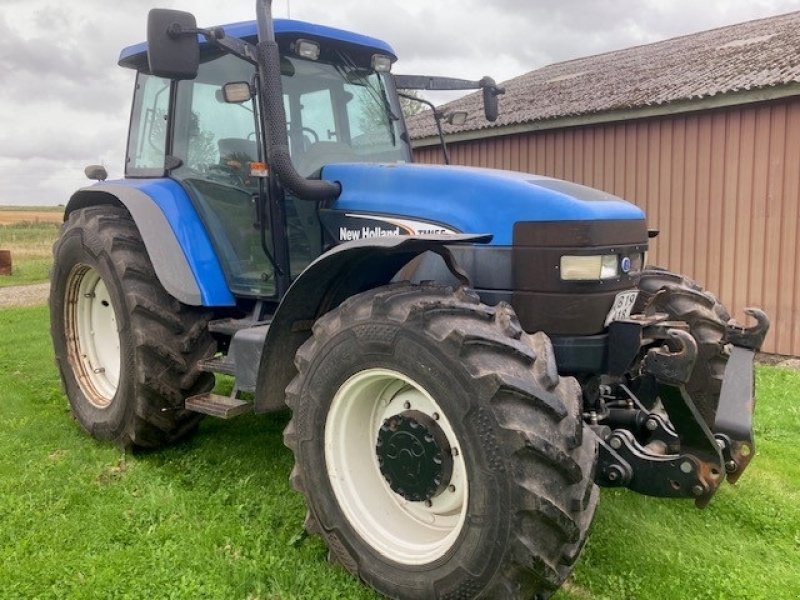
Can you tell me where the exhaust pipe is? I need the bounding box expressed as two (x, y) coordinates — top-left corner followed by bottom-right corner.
(255, 0), (341, 201)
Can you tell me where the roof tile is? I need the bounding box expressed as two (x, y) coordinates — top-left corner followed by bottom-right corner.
(407, 11), (800, 139)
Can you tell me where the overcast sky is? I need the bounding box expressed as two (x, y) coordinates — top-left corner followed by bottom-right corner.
(1, 0), (798, 205)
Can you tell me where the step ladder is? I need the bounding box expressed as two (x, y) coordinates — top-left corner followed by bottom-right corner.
(185, 392), (253, 419)
(185, 314), (273, 419)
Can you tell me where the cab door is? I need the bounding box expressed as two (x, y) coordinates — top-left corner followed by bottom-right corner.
(170, 53), (277, 298)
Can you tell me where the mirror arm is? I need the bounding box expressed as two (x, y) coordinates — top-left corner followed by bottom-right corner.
(166, 23), (259, 65)
(398, 92), (451, 166)
(210, 32), (259, 65)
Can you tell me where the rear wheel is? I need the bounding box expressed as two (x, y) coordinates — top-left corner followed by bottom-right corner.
(284, 283), (598, 599)
(50, 205), (216, 449)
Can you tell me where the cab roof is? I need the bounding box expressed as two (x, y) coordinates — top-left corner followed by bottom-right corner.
(118, 18), (397, 69)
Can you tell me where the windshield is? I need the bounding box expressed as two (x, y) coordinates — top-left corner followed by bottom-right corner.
(282, 53), (411, 177)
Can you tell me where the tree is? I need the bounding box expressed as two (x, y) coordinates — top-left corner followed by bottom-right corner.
(399, 90), (428, 118)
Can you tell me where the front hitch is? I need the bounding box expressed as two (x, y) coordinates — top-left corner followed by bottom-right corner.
(715, 308), (771, 483)
(597, 330), (726, 507)
(596, 310), (770, 506)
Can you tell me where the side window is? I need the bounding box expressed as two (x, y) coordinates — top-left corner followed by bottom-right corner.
(300, 89), (337, 143)
(173, 60), (259, 176)
(170, 55), (275, 297)
(126, 73), (171, 176)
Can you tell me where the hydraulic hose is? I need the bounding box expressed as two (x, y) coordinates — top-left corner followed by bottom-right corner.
(255, 0), (341, 201)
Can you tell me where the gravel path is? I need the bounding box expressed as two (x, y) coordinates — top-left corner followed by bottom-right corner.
(0, 283), (50, 308)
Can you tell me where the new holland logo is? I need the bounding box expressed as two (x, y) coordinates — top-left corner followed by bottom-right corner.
(339, 214), (457, 242)
(339, 226), (401, 241)
(620, 256), (632, 274)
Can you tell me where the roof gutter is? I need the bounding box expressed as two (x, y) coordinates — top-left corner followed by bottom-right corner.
(411, 82), (800, 148)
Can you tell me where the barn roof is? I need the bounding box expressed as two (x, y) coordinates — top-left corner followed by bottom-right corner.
(407, 11), (800, 142)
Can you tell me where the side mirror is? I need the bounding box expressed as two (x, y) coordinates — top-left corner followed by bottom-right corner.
(480, 77), (505, 122)
(84, 165), (108, 182)
(147, 9), (199, 80)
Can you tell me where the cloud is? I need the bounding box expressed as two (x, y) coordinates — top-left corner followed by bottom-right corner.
(1, 0), (798, 205)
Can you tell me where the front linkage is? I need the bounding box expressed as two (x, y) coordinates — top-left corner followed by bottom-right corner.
(592, 308), (770, 507)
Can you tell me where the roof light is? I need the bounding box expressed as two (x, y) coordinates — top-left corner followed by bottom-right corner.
(371, 54), (393, 73)
(294, 39), (320, 61)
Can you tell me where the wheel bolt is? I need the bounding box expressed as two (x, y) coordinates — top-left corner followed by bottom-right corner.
(609, 437), (622, 450)
(680, 461), (693, 474)
(448, 485), (456, 493)
(432, 412), (440, 421)
(726, 460), (737, 473)
(403, 401), (411, 409)
(646, 419), (658, 431)
(692, 485), (704, 497)
(425, 500), (432, 507)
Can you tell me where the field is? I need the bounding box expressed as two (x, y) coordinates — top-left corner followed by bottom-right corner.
(0, 304), (798, 599)
(0, 206), (62, 287)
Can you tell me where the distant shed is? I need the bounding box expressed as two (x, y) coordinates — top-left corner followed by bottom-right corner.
(409, 12), (800, 356)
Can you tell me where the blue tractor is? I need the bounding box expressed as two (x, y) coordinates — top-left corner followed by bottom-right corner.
(50, 2), (770, 598)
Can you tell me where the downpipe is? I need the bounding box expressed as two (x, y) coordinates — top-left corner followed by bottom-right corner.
(255, 0), (341, 202)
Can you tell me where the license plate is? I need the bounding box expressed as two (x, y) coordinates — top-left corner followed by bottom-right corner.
(605, 290), (639, 327)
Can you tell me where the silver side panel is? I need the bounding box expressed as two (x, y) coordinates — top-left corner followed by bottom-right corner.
(67, 184), (203, 306)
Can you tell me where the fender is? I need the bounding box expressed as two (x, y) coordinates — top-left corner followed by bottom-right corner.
(65, 180), (235, 307)
(253, 233), (492, 413)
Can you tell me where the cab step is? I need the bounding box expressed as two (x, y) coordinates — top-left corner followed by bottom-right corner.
(198, 355), (236, 376)
(185, 393), (253, 419)
(208, 317), (271, 337)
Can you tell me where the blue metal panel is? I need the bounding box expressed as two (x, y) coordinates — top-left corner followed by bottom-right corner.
(119, 19), (397, 67)
(322, 163), (647, 246)
(112, 178), (235, 307)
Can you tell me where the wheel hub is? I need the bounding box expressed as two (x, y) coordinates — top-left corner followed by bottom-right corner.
(65, 265), (121, 407)
(376, 410), (453, 502)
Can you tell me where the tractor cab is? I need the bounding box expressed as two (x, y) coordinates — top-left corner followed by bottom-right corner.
(119, 19), (411, 296)
(118, 16), (502, 300)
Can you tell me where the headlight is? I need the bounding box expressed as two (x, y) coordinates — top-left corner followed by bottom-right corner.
(560, 254), (620, 281)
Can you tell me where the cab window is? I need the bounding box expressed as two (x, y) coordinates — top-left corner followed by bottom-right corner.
(126, 73), (171, 176)
(171, 53), (275, 297)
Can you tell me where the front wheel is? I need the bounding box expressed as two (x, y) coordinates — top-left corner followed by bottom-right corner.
(284, 283), (598, 599)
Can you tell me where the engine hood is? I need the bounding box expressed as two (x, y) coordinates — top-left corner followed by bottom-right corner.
(321, 163), (645, 245)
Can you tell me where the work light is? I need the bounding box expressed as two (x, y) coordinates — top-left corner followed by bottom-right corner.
(371, 54), (393, 72)
(294, 39), (320, 60)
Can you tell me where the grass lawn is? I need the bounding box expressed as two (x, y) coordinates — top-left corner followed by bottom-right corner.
(0, 208), (62, 287)
(1, 305), (798, 599)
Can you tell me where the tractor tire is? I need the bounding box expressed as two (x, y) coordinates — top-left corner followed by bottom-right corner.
(635, 267), (733, 427)
(284, 283), (598, 600)
(50, 205), (216, 449)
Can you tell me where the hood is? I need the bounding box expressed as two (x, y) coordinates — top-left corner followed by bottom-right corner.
(321, 163), (645, 245)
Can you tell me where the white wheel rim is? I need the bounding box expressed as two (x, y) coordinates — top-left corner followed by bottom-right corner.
(65, 265), (121, 407)
(325, 368), (468, 565)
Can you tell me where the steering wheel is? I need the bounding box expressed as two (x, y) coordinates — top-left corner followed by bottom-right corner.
(301, 126), (320, 143)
